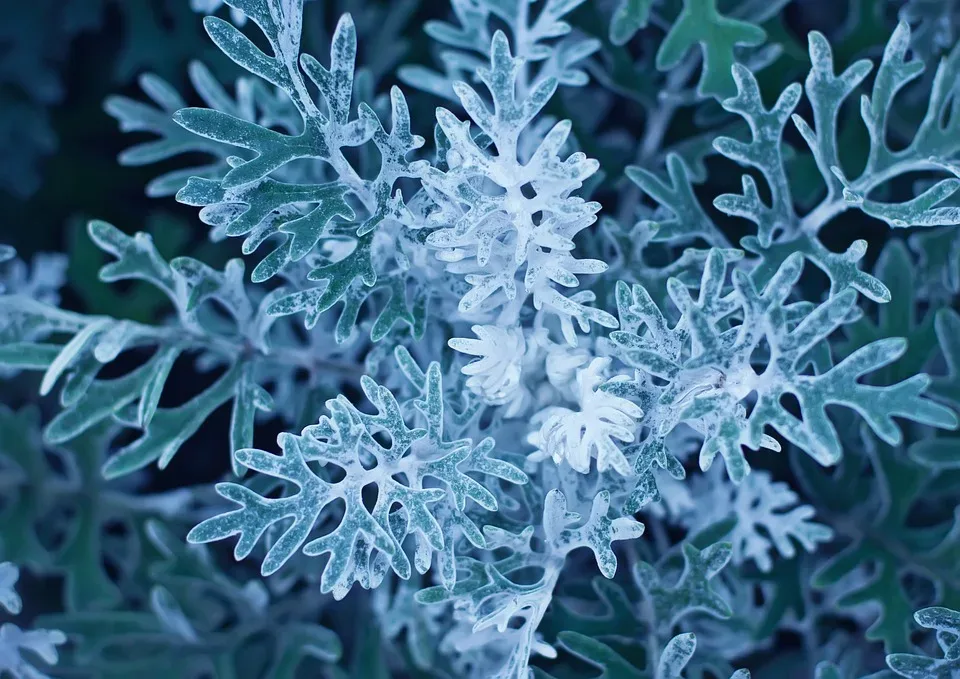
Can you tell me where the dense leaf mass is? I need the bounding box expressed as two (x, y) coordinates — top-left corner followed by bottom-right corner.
(2, 0), (960, 677)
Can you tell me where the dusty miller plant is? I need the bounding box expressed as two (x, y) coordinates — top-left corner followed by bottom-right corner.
(2, 0), (960, 677)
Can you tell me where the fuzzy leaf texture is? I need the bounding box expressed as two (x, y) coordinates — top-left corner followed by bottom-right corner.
(188, 351), (527, 596)
(605, 249), (956, 488)
(6, 2), (960, 679)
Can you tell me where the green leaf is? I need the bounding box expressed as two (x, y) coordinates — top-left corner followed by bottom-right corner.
(840, 240), (939, 384)
(202, 16), (287, 87)
(656, 0), (766, 99)
(635, 542), (734, 629)
(929, 309), (960, 409)
(174, 107), (323, 188)
(801, 435), (960, 652)
(0, 342), (61, 369)
(609, 0), (654, 46)
(626, 154), (729, 247)
(101, 361), (245, 479)
(229, 361), (274, 476)
(551, 631), (644, 678)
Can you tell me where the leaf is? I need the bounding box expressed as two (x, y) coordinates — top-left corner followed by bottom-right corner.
(420, 29), (610, 344)
(0, 563), (22, 615)
(188, 359), (525, 594)
(101, 361), (245, 479)
(549, 632), (644, 679)
(166, 10), (428, 342)
(656, 0), (766, 99)
(840, 240), (939, 384)
(635, 542), (734, 628)
(42, 519), (341, 678)
(229, 361), (274, 476)
(610, 0), (654, 46)
(174, 107), (321, 188)
(886, 607), (960, 677)
(626, 154), (729, 247)
(800, 434), (960, 652)
(105, 64), (243, 197)
(610, 250), (955, 483)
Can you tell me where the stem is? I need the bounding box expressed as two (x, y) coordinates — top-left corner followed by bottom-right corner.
(273, 13), (375, 213)
(639, 594), (661, 673)
(799, 158), (944, 235)
(824, 511), (960, 592)
(42, 306), (366, 387)
(616, 57), (704, 234)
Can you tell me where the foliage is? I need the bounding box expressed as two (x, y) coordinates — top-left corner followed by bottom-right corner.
(189, 349), (528, 595)
(4, 1), (960, 678)
(41, 521), (341, 678)
(0, 562), (66, 678)
(886, 606), (960, 678)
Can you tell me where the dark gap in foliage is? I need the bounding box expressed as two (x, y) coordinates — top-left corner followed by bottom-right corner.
(153, 351), (217, 407)
(100, 518), (134, 587)
(321, 461), (348, 485)
(37, 503), (75, 555)
(742, 390), (758, 418)
(41, 446), (69, 478)
(795, 256), (832, 301)
(504, 565), (546, 587)
(749, 339), (771, 376)
(901, 571), (938, 610)
(779, 392), (802, 419)
(699, 155), (755, 245)
(361, 482), (380, 513)
(370, 428), (393, 453)
(783, 1), (849, 45)
(140, 390), (234, 492)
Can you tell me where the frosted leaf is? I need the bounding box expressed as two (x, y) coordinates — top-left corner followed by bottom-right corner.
(0, 563), (21, 615)
(0, 563), (65, 679)
(190, 0), (248, 26)
(448, 324), (525, 405)
(0, 626), (66, 679)
(682, 467), (834, 572)
(529, 357), (642, 476)
(542, 489), (645, 579)
(635, 542), (734, 630)
(543, 342), (592, 392)
(0, 250), (68, 380)
(188, 358), (526, 594)
(886, 606), (960, 677)
(399, 0), (599, 101)
(0, 221), (344, 479)
(163, 6), (432, 340)
(419, 31), (614, 341)
(610, 250), (958, 483)
(624, 24), (960, 312)
(0, 253), (66, 307)
(105, 62), (260, 198)
(417, 486), (641, 678)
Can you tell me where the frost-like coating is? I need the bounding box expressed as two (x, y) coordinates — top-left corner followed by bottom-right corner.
(3, 2), (960, 678)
